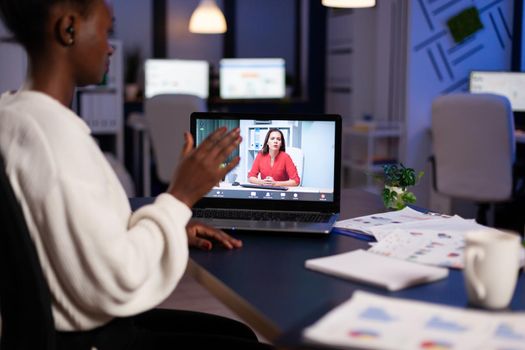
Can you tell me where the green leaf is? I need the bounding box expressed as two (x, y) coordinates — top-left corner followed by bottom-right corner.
(382, 188), (397, 208)
(395, 201), (406, 210)
(401, 191), (417, 204)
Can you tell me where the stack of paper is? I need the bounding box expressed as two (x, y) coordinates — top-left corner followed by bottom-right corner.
(333, 207), (450, 239)
(334, 208), (495, 269)
(305, 249), (448, 291)
(367, 216), (489, 269)
(303, 291), (525, 350)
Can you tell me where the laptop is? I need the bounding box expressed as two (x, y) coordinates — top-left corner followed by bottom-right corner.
(191, 112), (342, 234)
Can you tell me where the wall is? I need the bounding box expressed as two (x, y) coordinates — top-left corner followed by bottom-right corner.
(0, 16), (27, 94)
(166, 0), (298, 82)
(522, 0), (525, 70)
(325, 9), (353, 122)
(405, 0), (514, 209)
(324, 7), (378, 125)
(112, 0), (152, 60)
(351, 7), (377, 122)
(300, 121), (335, 188)
(236, 0), (296, 79)
(167, 0), (224, 69)
(0, 21), (26, 92)
(326, 2), (408, 190)
(0, 1), (150, 92)
(324, 1), (407, 125)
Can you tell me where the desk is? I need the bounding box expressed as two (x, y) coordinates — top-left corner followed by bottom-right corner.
(130, 189), (525, 347)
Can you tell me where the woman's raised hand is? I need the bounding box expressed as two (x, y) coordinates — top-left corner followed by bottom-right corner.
(168, 127), (241, 207)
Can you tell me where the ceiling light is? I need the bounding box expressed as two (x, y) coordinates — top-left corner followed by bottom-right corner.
(189, 0), (227, 34)
(322, 0), (376, 8)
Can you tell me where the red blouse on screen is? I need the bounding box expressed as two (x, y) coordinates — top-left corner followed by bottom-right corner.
(248, 151), (300, 185)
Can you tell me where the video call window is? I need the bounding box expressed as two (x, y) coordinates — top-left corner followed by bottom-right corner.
(144, 59), (209, 99)
(219, 58), (286, 100)
(195, 118), (336, 202)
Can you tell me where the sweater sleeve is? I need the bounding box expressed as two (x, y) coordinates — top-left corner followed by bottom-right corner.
(40, 177), (191, 320)
(1, 94), (192, 330)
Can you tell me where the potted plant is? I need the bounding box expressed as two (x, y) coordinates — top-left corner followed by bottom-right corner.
(380, 163), (424, 210)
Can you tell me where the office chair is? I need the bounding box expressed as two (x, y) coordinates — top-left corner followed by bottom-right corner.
(286, 147), (304, 185)
(143, 94), (207, 195)
(430, 93), (516, 225)
(0, 155), (56, 349)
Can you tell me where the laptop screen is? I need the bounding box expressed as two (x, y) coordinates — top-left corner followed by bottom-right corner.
(191, 113), (341, 212)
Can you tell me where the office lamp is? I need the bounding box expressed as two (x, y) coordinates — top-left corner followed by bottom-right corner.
(322, 0), (376, 8)
(189, 0), (227, 34)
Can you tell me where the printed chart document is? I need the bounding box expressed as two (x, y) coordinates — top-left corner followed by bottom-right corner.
(333, 207), (448, 239)
(368, 215), (478, 241)
(305, 249), (448, 291)
(303, 291), (525, 350)
(367, 216), (487, 269)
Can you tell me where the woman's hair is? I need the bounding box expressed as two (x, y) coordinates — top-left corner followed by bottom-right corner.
(0, 0), (96, 52)
(261, 128), (286, 155)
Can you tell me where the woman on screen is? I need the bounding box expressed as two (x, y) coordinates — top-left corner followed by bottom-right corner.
(248, 128), (300, 187)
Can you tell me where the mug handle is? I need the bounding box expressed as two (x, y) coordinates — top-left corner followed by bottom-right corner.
(465, 247), (486, 300)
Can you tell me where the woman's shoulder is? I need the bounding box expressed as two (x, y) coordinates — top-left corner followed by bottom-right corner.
(279, 151), (293, 160)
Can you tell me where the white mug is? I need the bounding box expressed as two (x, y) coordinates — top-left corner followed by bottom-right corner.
(464, 229), (521, 309)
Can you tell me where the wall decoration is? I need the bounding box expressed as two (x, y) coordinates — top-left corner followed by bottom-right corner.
(447, 7), (483, 43)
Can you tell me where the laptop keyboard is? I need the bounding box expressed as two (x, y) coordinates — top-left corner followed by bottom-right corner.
(193, 208), (333, 223)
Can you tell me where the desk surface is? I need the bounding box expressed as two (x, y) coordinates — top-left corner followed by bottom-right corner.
(130, 189), (525, 347)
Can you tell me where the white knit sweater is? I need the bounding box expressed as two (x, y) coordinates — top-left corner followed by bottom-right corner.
(0, 90), (190, 331)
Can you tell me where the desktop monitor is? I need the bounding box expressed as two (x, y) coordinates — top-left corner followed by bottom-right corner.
(144, 59), (209, 99)
(219, 58), (286, 99)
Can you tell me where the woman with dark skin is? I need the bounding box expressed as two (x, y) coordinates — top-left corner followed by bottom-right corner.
(0, 0), (272, 348)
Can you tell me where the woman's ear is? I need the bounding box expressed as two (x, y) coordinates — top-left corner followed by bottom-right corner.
(55, 14), (76, 47)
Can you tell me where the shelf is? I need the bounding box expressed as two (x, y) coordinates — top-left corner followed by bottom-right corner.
(343, 123), (401, 188)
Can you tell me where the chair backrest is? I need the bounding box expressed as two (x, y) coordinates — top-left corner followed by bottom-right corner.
(431, 93), (515, 202)
(0, 155), (56, 349)
(286, 147), (304, 185)
(144, 94), (207, 183)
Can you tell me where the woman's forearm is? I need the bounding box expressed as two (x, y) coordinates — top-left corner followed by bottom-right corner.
(248, 176), (263, 184)
(274, 179), (298, 187)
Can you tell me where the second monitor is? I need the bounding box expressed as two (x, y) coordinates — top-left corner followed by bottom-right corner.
(219, 58), (286, 100)
(469, 70), (525, 128)
(144, 59), (210, 99)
